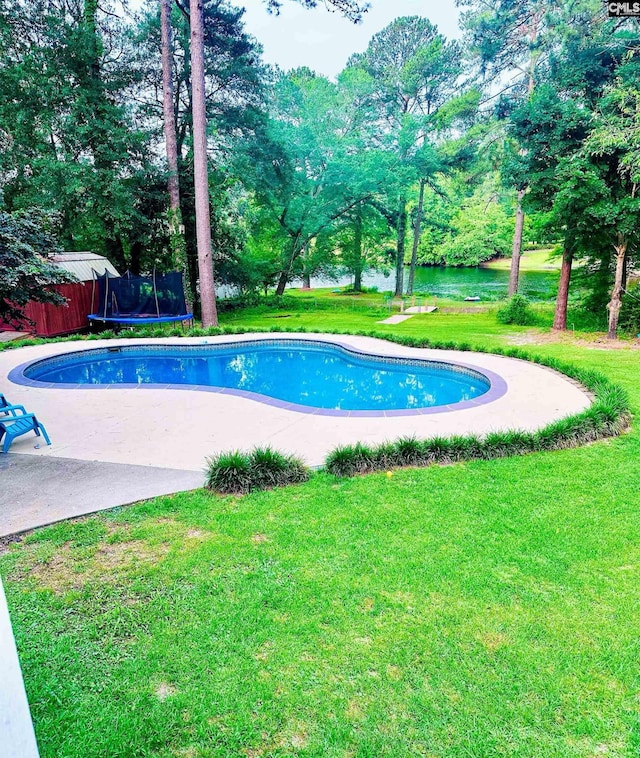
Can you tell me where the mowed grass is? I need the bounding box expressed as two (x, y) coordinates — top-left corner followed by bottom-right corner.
(221, 305), (533, 350)
(2, 309), (640, 758)
(482, 248), (561, 271)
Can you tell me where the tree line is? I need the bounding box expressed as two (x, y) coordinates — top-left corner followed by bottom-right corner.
(1, 0), (638, 336)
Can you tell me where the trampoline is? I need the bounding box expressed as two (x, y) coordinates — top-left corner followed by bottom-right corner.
(88, 271), (193, 328)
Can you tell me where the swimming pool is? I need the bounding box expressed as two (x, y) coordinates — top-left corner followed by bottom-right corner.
(20, 339), (495, 414)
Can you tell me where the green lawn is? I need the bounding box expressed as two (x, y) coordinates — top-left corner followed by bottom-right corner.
(2, 309), (640, 758)
(222, 305), (529, 350)
(482, 248), (561, 271)
(481, 247), (585, 273)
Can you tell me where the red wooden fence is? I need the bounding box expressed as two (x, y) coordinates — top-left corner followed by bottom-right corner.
(1, 282), (96, 337)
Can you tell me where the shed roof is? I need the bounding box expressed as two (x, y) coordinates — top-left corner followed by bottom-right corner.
(51, 253), (119, 282)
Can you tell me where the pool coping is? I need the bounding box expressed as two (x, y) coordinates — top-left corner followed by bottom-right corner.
(8, 337), (509, 418)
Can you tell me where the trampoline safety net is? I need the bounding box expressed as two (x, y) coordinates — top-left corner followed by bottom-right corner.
(89, 271), (192, 324)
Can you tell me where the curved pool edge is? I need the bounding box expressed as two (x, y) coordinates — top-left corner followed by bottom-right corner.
(7, 337), (509, 418)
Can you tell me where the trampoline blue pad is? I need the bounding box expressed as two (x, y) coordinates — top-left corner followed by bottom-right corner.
(88, 314), (193, 325)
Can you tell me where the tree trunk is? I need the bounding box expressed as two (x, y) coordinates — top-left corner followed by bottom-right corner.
(300, 241), (312, 289)
(275, 233), (305, 296)
(82, 0), (112, 175)
(407, 178), (425, 296)
(353, 206), (363, 292)
(505, 21), (538, 299)
(553, 248), (573, 330)
(275, 269), (288, 296)
(394, 196), (407, 297)
(84, 0), (102, 93)
(508, 188), (525, 296)
(161, 0), (191, 307)
(84, 0), (124, 261)
(607, 235), (627, 340)
(189, 0), (218, 327)
(161, 0), (180, 218)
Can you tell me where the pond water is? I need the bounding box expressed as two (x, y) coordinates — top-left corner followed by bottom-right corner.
(308, 265), (560, 302)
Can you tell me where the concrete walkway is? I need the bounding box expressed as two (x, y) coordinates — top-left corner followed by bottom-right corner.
(0, 454), (202, 537)
(377, 314), (414, 324)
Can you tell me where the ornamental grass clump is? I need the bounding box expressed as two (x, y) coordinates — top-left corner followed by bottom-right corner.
(205, 451), (253, 494)
(249, 446), (309, 490)
(325, 442), (376, 477)
(371, 441), (398, 470)
(446, 434), (485, 461)
(205, 447), (309, 495)
(481, 430), (532, 459)
(394, 436), (424, 467)
(421, 436), (457, 465)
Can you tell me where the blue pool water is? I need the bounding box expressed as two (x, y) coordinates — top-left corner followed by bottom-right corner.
(24, 340), (491, 412)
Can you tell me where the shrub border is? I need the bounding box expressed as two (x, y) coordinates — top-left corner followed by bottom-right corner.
(1, 324), (631, 478)
(205, 446), (310, 495)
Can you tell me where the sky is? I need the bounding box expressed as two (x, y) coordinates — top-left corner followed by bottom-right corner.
(239, 0), (462, 79)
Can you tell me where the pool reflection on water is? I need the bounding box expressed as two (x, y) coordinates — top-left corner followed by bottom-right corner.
(25, 341), (491, 412)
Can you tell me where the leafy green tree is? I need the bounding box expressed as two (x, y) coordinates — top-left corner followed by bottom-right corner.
(0, 0), (164, 271)
(243, 69), (386, 295)
(347, 17), (462, 296)
(507, 13), (640, 331)
(586, 62), (640, 337)
(160, 0), (190, 303)
(232, 204), (288, 294)
(405, 97), (485, 292)
(413, 184), (453, 265)
(507, 68), (594, 326)
(154, 0), (368, 313)
(136, 0), (265, 306)
(458, 0), (552, 88)
(458, 0), (578, 293)
(430, 177), (514, 266)
(331, 201), (393, 291)
(0, 210), (75, 327)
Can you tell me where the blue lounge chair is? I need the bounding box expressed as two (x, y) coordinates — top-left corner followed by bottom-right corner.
(0, 409), (51, 453)
(1, 403), (28, 417)
(1, 393), (29, 417)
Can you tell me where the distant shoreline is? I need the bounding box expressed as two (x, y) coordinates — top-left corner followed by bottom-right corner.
(480, 248), (580, 273)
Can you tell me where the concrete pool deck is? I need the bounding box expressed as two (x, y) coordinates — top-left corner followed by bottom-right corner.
(0, 333), (591, 532)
